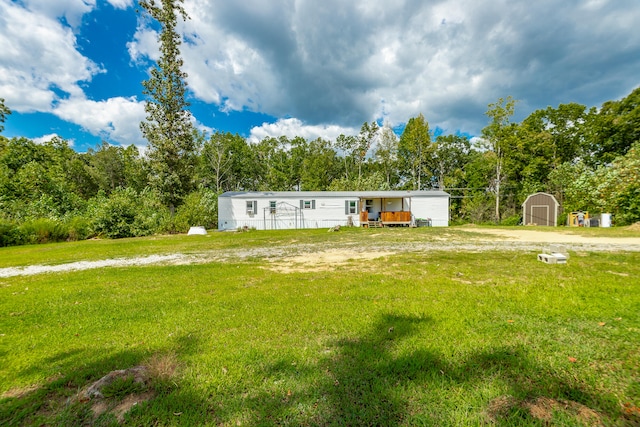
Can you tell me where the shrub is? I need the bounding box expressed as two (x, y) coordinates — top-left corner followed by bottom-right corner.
(558, 212), (568, 227)
(65, 216), (92, 241)
(19, 218), (69, 244)
(0, 218), (23, 246)
(88, 188), (171, 238)
(461, 193), (494, 224)
(500, 214), (521, 226)
(172, 188), (218, 232)
(88, 189), (140, 238)
(133, 188), (172, 235)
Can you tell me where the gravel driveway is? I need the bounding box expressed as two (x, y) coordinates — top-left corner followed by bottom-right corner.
(2, 228), (639, 278)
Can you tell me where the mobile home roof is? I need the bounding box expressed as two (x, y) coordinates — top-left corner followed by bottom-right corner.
(219, 190), (449, 198)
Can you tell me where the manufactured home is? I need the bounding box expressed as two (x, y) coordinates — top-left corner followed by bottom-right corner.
(218, 191), (450, 230)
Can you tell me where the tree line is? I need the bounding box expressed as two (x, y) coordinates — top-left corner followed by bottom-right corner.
(1, 0), (638, 245)
(1, 84), (639, 245)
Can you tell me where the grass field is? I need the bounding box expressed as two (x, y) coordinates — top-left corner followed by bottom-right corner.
(1, 227), (639, 426)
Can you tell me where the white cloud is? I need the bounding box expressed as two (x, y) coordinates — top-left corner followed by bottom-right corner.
(4, 0), (640, 149)
(172, 0), (640, 136)
(0, 0), (101, 112)
(106, 0), (133, 10)
(248, 118), (356, 144)
(127, 26), (160, 63)
(54, 96), (147, 145)
(0, 0), (146, 146)
(32, 133), (74, 146)
(19, 0), (95, 28)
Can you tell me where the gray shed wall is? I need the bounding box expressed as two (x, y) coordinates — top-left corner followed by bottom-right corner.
(522, 193), (559, 226)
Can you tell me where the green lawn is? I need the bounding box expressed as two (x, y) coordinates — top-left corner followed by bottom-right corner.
(1, 228), (639, 426)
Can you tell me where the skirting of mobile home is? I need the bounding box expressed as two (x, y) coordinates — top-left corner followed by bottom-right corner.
(218, 191), (450, 230)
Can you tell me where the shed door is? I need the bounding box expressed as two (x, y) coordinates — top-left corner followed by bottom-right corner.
(531, 205), (549, 226)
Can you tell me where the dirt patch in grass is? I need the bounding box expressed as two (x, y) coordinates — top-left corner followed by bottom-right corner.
(266, 249), (396, 273)
(628, 222), (640, 231)
(1, 383), (42, 399)
(487, 395), (604, 426)
(90, 390), (155, 422)
(468, 227), (640, 245)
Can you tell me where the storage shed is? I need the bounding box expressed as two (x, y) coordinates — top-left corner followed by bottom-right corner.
(522, 192), (560, 226)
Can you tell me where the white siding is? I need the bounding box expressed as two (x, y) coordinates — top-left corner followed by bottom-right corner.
(217, 196), (235, 230)
(411, 196), (449, 227)
(218, 195), (362, 230)
(218, 191), (449, 230)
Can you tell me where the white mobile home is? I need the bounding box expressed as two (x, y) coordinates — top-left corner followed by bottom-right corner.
(217, 191), (449, 230)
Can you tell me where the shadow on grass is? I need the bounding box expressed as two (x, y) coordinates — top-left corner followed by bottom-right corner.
(0, 333), (210, 426)
(2, 316), (626, 426)
(214, 313), (622, 426)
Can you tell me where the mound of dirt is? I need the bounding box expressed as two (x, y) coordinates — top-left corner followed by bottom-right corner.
(75, 366), (154, 423)
(627, 222), (640, 231)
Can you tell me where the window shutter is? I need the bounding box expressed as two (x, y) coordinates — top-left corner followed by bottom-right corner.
(345, 200), (349, 215)
(356, 200), (359, 213)
(254, 200), (258, 214)
(300, 200), (304, 209)
(312, 200), (316, 209)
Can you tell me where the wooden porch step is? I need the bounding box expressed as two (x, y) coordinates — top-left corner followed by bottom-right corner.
(365, 220), (382, 228)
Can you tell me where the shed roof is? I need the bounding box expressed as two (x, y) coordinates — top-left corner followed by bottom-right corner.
(219, 190), (450, 199)
(521, 192), (559, 208)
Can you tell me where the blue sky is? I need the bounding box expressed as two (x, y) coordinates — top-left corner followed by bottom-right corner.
(1, 0), (640, 152)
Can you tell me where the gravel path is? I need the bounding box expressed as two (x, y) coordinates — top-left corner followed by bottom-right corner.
(2, 229), (639, 278)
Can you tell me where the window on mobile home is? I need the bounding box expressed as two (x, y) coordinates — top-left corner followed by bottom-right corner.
(301, 200), (316, 209)
(246, 200), (257, 215)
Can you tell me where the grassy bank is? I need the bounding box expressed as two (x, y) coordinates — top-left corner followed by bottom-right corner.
(1, 228), (639, 425)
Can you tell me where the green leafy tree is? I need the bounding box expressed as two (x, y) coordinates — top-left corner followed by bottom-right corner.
(482, 96), (517, 222)
(514, 103), (588, 202)
(82, 142), (148, 196)
(198, 131), (255, 192)
(430, 134), (471, 190)
(254, 136), (296, 191)
(0, 137), (47, 173)
(458, 150), (495, 223)
(356, 121), (379, 180)
(122, 145), (149, 193)
(590, 86), (640, 165)
(301, 138), (341, 190)
(0, 137), (85, 220)
(398, 113), (431, 190)
(226, 134), (259, 191)
(522, 103), (587, 167)
(139, 0), (196, 213)
(200, 131), (235, 193)
(86, 142), (127, 194)
(335, 134), (358, 180)
(548, 161), (596, 214)
(328, 172), (389, 191)
(66, 154), (99, 199)
(0, 98), (10, 133)
(288, 136), (309, 191)
(374, 125), (399, 188)
(595, 142), (640, 225)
